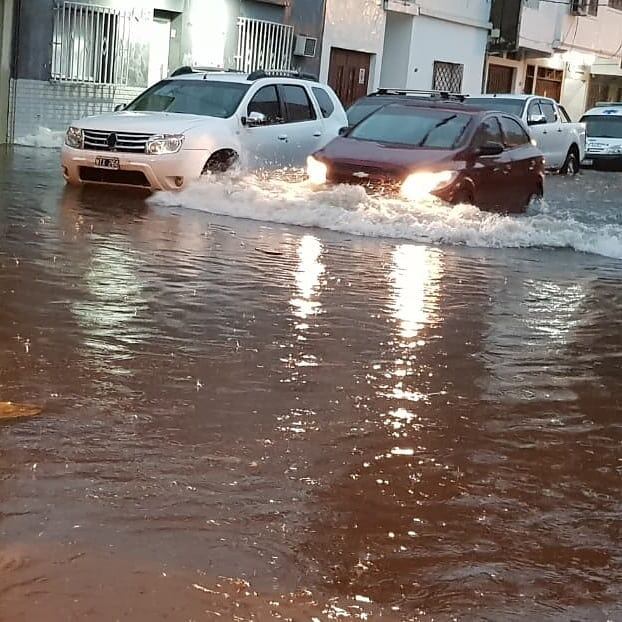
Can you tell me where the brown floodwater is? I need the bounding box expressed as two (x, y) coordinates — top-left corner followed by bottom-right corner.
(1, 147), (622, 620)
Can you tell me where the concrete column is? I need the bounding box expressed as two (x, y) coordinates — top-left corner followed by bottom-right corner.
(0, 0), (14, 143)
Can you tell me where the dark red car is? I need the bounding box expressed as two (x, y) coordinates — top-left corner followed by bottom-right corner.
(307, 97), (545, 213)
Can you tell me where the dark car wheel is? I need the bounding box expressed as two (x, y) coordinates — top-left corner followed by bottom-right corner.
(452, 189), (474, 206)
(559, 147), (580, 176)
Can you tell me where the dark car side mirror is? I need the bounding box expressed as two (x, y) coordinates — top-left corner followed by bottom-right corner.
(477, 141), (504, 157)
(528, 114), (547, 126)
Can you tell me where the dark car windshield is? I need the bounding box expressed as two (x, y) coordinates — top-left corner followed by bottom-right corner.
(580, 115), (622, 139)
(126, 80), (250, 118)
(347, 100), (387, 126)
(348, 106), (472, 149)
(465, 97), (525, 117)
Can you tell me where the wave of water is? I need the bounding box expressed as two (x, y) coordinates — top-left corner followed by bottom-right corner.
(150, 173), (622, 260)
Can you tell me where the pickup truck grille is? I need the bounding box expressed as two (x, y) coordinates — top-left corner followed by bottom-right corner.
(83, 130), (153, 154)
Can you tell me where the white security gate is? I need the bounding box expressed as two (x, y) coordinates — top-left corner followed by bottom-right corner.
(235, 17), (293, 73)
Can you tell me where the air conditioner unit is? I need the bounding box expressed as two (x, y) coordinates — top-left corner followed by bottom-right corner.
(294, 35), (317, 58)
(571, 0), (588, 15)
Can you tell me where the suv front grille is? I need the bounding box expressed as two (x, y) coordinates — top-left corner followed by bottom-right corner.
(83, 130), (153, 153)
(79, 167), (150, 187)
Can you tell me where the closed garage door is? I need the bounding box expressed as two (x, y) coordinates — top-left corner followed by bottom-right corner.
(486, 64), (514, 94)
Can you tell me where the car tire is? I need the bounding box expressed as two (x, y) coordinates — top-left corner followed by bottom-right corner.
(202, 149), (239, 174)
(559, 146), (580, 176)
(451, 189), (474, 206)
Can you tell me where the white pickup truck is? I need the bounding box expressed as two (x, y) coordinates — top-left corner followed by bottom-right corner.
(465, 94), (586, 175)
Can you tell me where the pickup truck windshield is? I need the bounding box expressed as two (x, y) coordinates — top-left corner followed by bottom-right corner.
(126, 80), (250, 118)
(580, 115), (622, 139)
(465, 98), (525, 116)
(348, 106), (471, 149)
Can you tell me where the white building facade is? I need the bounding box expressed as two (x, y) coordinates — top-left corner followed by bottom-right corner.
(487, 0), (622, 121)
(320, 0), (492, 107)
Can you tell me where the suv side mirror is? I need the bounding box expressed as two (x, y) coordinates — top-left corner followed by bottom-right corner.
(528, 114), (547, 126)
(243, 111), (267, 127)
(477, 141), (504, 157)
(338, 126), (350, 136)
(114, 103), (126, 112)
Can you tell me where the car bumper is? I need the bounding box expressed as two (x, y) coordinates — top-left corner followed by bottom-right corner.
(583, 153), (622, 165)
(61, 146), (207, 191)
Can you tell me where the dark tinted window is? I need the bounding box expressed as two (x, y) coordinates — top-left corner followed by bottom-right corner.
(349, 106), (472, 148)
(347, 100), (386, 126)
(580, 115), (622, 139)
(248, 86), (281, 124)
(465, 97), (525, 116)
(527, 101), (542, 120)
(127, 80), (249, 118)
(540, 101), (558, 123)
(282, 85), (316, 122)
(312, 87), (334, 118)
(499, 116), (530, 147)
(473, 117), (503, 148)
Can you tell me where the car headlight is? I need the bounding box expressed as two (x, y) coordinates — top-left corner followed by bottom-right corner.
(607, 145), (622, 154)
(145, 134), (184, 155)
(307, 156), (327, 185)
(65, 126), (83, 149)
(401, 170), (458, 201)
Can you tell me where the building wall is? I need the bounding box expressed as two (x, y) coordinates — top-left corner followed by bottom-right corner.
(319, 0), (386, 92)
(285, 0), (325, 77)
(381, 1), (490, 94)
(0, 0), (14, 143)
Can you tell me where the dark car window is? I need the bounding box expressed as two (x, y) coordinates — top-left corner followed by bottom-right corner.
(347, 100), (387, 126)
(580, 115), (622, 139)
(312, 87), (334, 118)
(539, 101), (558, 123)
(473, 117), (503, 148)
(499, 116), (530, 147)
(281, 85), (316, 123)
(348, 105), (472, 149)
(127, 80), (250, 118)
(248, 85), (282, 124)
(527, 100), (542, 119)
(464, 97), (525, 116)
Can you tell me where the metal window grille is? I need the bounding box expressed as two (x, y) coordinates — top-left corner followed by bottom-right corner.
(432, 61), (464, 93)
(51, 2), (135, 85)
(235, 17), (293, 73)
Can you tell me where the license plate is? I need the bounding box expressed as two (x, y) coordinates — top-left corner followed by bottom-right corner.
(583, 159), (593, 166)
(94, 156), (120, 170)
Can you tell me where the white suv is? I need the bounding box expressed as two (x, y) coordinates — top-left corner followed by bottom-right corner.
(61, 69), (347, 191)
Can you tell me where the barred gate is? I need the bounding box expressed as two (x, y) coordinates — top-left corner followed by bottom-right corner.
(235, 17), (293, 73)
(51, 2), (139, 85)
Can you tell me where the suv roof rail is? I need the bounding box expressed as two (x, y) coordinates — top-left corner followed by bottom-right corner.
(373, 88), (465, 102)
(170, 66), (243, 77)
(248, 69), (319, 82)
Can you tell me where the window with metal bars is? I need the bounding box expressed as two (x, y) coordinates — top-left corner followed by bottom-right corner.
(235, 17), (294, 73)
(51, 2), (138, 85)
(432, 61), (464, 94)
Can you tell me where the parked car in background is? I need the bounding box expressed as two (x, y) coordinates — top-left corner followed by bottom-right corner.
(464, 94), (585, 175)
(580, 103), (622, 168)
(61, 69), (347, 191)
(308, 96), (545, 214)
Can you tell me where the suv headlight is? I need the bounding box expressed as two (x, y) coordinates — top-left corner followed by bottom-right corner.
(607, 145), (622, 154)
(145, 134), (184, 155)
(65, 126), (83, 149)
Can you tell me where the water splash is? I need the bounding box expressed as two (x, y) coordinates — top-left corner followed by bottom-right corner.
(150, 173), (622, 260)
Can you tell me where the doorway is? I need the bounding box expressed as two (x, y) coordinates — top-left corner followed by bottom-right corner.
(148, 17), (172, 85)
(328, 48), (371, 108)
(486, 64), (514, 94)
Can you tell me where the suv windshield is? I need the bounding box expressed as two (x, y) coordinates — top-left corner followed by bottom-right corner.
(580, 115), (622, 139)
(126, 80), (250, 118)
(348, 105), (472, 149)
(465, 98), (525, 116)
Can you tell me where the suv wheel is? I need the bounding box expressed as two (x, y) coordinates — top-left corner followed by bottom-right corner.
(560, 147), (580, 176)
(203, 149), (239, 174)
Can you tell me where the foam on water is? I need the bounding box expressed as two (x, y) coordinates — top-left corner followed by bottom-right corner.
(15, 127), (64, 149)
(151, 173), (622, 260)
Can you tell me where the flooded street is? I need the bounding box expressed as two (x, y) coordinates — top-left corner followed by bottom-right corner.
(1, 146), (622, 620)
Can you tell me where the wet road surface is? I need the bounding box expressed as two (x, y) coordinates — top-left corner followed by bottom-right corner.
(1, 147), (622, 620)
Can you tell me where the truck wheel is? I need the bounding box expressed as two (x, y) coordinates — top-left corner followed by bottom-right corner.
(559, 146), (580, 176)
